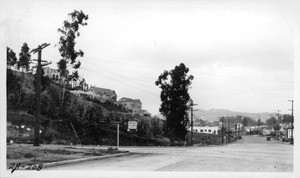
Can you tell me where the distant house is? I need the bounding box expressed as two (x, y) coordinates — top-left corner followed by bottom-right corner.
(118, 97), (142, 112)
(285, 127), (293, 140)
(244, 126), (259, 132)
(190, 126), (219, 135)
(273, 125), (281, 139)
(69, 77), (88, 91)
(42, 66), (60, 81)
(136, 109), (151, 117)
(90, 86), (117, 103)
(236, 123), (243, 128)
(261, 128), (271, 135)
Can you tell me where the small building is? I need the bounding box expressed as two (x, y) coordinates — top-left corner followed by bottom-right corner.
(136, 109), (151, 116)
(118, 97), (142, 112)
(69, 77), (88, 91)
(42, 66), (60, 81)
(189, 126), (219, 135)
(90, 86), (117, 103)
(286, 128), (293, 140)
(262, 126), (274, 135)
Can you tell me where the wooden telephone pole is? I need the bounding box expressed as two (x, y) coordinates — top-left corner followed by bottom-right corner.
(189, 99), (198, 146)
(31, 43), (51, 146)
(219, 117), (224, 144)
(288, 100), (294, 144)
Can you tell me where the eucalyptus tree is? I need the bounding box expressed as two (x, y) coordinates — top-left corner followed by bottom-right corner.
(17, 43), (31, 72)
(6, 47), (17, 68)
(155, 63), (194, 142)
(57, 10), (88, 102)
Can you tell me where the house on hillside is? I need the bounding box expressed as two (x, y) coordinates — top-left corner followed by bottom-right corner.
(68, 77), (89, 91)
(42, 66), (60, 81)
(136, 109), (151, 117)
(90, 86), (117, 103)
(118, 97), (142, 112)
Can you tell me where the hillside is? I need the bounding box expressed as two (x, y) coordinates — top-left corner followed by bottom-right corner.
(6, 69), (170, 146)
(193, 109), (274, 122)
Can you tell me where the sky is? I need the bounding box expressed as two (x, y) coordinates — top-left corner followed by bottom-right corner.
(1, 0), (296, 115)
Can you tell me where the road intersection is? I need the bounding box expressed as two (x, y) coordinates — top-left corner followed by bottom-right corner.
(46, 135), (293, 172)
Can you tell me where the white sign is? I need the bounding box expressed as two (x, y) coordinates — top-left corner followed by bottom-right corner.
(128, 121), (137, 130)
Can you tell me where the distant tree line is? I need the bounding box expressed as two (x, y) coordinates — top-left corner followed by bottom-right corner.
(265, 114), (292, 126)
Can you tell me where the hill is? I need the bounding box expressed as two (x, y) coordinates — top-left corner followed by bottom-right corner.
(193, 109), (274, 122)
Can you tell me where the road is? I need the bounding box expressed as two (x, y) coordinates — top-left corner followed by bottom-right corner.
(46, 135), (293, 172)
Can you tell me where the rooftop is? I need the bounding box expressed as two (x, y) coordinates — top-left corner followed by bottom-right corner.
(90, 86), (116, 96)
(119, 97), (142, 104)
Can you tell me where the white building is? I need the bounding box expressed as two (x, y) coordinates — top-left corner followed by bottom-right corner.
(189, 126), (219, 135)
(118, 97), (142, 112)
(42, 66), (60, 80)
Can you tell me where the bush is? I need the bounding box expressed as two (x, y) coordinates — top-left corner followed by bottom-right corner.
(41, 128), (60, 143)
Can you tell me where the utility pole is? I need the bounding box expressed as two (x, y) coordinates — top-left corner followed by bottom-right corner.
(219, 117), (224, 144)
(237, 123), (239, 138)
(31, 43), (51, 146)
(190, 99), (197, 146)
(288, 100), (294, 144)
(227, 117), (230, 143)
(235, 123), (237, 139)
(238, 123), (240, 138)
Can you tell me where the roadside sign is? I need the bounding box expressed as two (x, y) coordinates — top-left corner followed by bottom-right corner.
(128, 121), (137, 130)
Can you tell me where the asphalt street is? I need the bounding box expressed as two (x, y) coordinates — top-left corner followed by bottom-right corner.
(46, 135), (293, 172)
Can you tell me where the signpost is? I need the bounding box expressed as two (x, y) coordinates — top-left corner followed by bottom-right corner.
(115, 121), (122, 150)
(128, 121), (138, 130)
(117, 123), (119, 149)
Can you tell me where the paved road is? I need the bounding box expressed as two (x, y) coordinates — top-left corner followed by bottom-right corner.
(46, 135), (293, 172)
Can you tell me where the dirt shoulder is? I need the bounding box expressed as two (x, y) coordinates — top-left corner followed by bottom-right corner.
(7, 144), (128, 168)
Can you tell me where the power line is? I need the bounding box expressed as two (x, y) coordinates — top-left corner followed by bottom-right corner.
(81, 66), (160, 97)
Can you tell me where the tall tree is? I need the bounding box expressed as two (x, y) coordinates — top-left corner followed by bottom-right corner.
(266, 116), (277, 126)
(257, 118), (262, 126)
(57, 10), (88, 101)
(7, 47), (17, 68)
(150, 118), (162, 138)
(7, 46), (20, 97)
(17, 43), (31, 72)
(155, 63), (194, 142)
(282, 114), (292, 123)
(242, 117), (248, 127)
(137, 118), (151, 138)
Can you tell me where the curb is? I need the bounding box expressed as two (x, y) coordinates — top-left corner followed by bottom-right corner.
(43, 152), (131, 169)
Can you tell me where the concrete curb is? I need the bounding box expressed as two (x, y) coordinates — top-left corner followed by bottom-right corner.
(43, 152), (131, 169)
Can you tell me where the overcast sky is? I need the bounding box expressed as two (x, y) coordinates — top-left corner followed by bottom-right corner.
(1, 0), (295, 115)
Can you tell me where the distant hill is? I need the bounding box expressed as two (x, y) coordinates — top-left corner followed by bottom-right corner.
(193, 109), (274, 122)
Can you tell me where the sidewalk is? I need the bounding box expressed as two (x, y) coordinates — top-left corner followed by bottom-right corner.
(7, 144), (130, 169)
